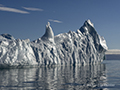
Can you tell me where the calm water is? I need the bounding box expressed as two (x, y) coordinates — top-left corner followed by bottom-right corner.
(0, 60), (120, 90)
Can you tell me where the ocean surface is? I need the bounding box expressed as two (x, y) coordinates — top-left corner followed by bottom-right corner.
(0, 57), (120, 90)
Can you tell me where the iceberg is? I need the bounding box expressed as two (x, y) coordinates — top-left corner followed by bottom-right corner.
(0, 20), (108, 68)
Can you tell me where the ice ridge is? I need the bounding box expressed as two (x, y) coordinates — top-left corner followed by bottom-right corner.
(0, 20), (108, 68)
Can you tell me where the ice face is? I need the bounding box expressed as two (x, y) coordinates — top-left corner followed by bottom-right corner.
(41, 22), (54, 43)
(0, 35), (37, 68)
(0, 20), (108, 68)
(86, 19), (94, 27)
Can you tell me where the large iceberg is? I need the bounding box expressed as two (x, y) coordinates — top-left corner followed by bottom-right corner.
(0, 20), (108, 68)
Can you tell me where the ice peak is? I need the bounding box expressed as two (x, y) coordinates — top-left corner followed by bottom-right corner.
(86, 19), (94, 27)
(41, 22), (54, 42)
(46, 22), (50, 27)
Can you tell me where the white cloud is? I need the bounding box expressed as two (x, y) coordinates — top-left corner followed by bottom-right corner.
(48, 19), (62, 23)
(22, 7), (43, 11)
(0, 6), (29, 14)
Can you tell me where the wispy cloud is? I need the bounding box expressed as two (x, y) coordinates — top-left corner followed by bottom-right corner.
(22, 7), (43, 11)
(48, 19), (62, 23)
(0, 4), (4, 6)
(0, 6), (29, 14)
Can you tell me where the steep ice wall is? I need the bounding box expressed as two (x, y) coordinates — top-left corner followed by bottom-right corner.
(0, 20), (108, 67)
(0, 34), (37, 68)
(31, 20), (108, 66)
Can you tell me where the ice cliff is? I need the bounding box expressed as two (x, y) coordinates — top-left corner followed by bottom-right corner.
(0, 20), (108, 68)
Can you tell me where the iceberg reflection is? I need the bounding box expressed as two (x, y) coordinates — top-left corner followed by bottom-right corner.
(0, 63), (106, 90)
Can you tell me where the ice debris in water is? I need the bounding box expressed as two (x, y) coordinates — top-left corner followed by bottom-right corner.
(0, 20), (108, 68)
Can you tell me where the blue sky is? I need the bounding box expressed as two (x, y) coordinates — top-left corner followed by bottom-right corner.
(0, 0), (120, 49)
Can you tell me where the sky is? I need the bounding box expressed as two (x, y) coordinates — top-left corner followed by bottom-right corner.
(0, 0), (120, 49)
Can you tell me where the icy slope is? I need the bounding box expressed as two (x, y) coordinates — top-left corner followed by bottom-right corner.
(32, 20), (108, 66)
(0, 20), (108, 67)
(0, 34), (37, 67)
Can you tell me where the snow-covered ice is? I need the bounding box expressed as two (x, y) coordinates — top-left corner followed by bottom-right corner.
(0, 20), (108, 68)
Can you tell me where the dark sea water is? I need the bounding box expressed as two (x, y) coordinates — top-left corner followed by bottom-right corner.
(0, 58), (120, 90)
(105, 54), (120, 60)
